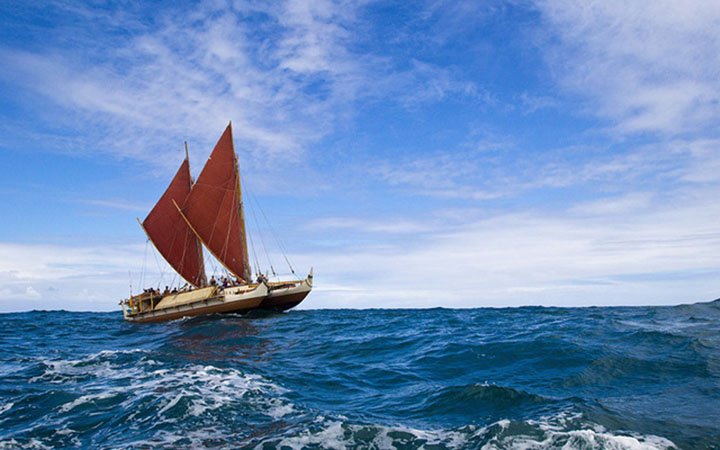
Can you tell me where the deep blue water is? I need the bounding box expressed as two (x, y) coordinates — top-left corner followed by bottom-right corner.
(1, 301), (720, 449)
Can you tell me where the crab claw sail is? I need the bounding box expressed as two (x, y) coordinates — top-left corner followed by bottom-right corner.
(142, 157), (207, 287)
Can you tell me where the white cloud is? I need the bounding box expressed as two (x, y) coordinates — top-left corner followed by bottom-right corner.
(305, 190), (720, 308)
(0, 242), (143, 311)
(372, 135), (720, 202)
(516, 92), (558, 114)
(83, 199), (151, 212)
(0, 243), (136, 281)
(372, 149), (506, 200)
(0, 0), (480, 178)
(306, 217), (432, 234)
(1, 182), (719, 312)
(673, 138), (720, 183)
(570, 192), (653, 216)
(535, 0), (720, 135)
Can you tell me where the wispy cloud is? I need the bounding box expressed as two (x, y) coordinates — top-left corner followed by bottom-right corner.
(0, 240), (228, 311)
(0, 242), (142, 311)
(371, 136), (720, 201)
(0, 0), (480, 175)
(0, 242), (141, 281)
(535, 0), (720, 136)
(305, 188), (720, 308)
(371, 148), (507, 200)
(7, 187), (719, 311)
(569, 192), (654, 216)
(83, 199), (150, 212)
(516, 92), (558, 114)
(305, 217), (433, 234)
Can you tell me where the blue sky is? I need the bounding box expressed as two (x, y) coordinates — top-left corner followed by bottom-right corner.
(1, 0), (719, 311)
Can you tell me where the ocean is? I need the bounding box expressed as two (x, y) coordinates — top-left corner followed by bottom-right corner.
(1, 301), (719, 449)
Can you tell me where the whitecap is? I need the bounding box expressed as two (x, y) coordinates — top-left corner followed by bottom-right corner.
(0, 402), (13, 416)
(256, 417), (470, 450)
(102, 364), (297, 425)
(473, 412), (677, 450)
(29, 349), (151, 384)
(59, 391), (117, 413)
(481, 428), (676, 450)
(0, 438), (52, 450)
(274, 420), (348, 450)
(252, 414), (676, 450)
(266, 401), (295, 419)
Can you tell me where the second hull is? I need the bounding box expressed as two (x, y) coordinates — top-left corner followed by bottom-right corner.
(259, 279), (313, 311)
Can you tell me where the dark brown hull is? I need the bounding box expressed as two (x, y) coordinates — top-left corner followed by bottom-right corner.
(259, 290), (311, 311)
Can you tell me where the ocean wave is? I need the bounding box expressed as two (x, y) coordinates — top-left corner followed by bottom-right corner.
(414, 383), (555, 423)
(58, 392), (119, 413)
(0, 438), (53, 450)
(251, 413), (677, 450)
(4, 358), (297, 448)
(0, 402), (13, 416)
(28, 349), (151, 384)
(1, 304), (717, 448)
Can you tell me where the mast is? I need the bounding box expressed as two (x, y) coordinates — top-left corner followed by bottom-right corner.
(232, 123), (253, 283)
(186, 141), (207, 286)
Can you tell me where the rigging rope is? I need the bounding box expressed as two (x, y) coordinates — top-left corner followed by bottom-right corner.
(246, 213), (262, 278)
(245, 185), (275, 277)
(205, 252), (219, 279)
(252, 192), (297, 276)
(150, 242), (166, 289)
(140, 239), (149, 290)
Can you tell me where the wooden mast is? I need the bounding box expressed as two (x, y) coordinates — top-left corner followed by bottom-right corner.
(185, 141), (208, 287)
(230, 121), (253, 283)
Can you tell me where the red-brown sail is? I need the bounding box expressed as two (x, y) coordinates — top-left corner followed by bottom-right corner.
(179, 123), (251, 282)
(142, 158), (207, 287)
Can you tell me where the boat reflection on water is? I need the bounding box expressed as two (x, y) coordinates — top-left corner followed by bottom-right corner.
(164, 313), (280, 365)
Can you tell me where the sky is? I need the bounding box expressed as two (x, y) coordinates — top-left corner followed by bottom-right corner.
(1, 0), (719, 311)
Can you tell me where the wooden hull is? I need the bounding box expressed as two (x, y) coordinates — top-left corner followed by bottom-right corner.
(122, 272), (312, 323)
(125, 284), (268, 323)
